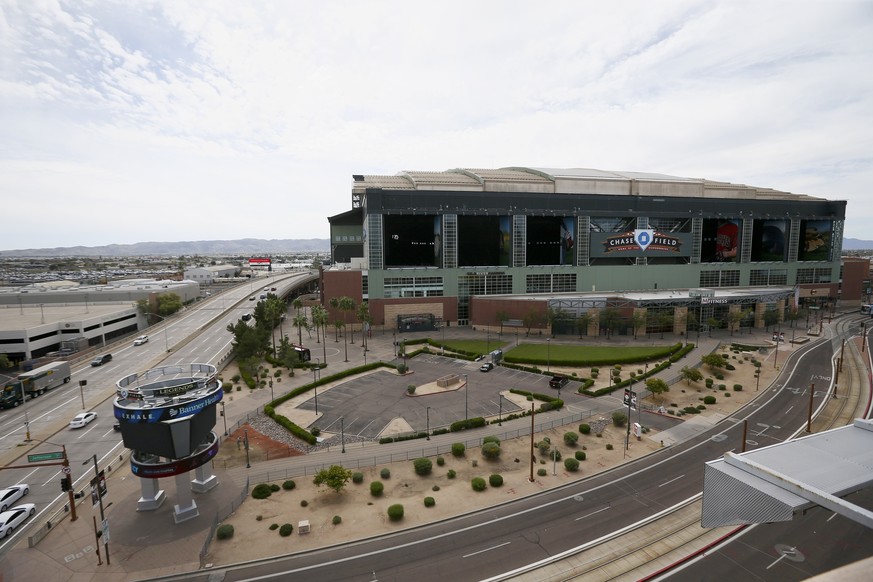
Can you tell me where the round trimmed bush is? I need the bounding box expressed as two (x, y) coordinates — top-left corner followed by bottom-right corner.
(436, 456), (445, 466)
(282, 479), (296, 490)
(216, 524), (234, 540)
(380, 468), (391, 479)
(447, 469), (457, 479)
(483, 435), (500, 445)
(579, 423), (591, 435)
(332, 515), (342, 525)
(563, 431), (579, 446)
(252, 483), (273, 499)
(370, 481), (384, 497)
(300, 499), (308, 507)
(606, 443), (614, 450)
(471, 477), (487, 492)
(733, 384), (743, 391)
(413, 458), (433, 476)
(424, 496), (436, 507)
(564, 458), (580, 472)
(269, 483), (280, 492)
(575, 451), (586, 461)
(269, 523), (279, 530)
(482, 442), (501, 460)
(279, 523), (293, 537)
(489, 474), (503, 487)
(432, 485), (440, 491)
(387, 504), (404, 521)
(352, 472), (364, 484)
(703, 395), (716, 405)
(612, 412), (628, 427)
(451, 443), (466, 457)
(537, 468), (547, 477)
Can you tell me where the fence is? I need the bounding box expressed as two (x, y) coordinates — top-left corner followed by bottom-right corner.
(199, 476), (250, 569)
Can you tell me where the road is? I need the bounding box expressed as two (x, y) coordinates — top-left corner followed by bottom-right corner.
(0, 271), (315, 553)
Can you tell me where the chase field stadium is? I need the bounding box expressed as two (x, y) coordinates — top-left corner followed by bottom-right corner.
(324, 167), (847, 337)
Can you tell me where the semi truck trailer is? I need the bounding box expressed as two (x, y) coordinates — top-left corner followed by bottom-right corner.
(0, 361), (72, 409)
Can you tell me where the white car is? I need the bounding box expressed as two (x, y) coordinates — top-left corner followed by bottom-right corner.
(0, 484), (29, 512)
(0, 503), (36, 538)
(133, 335), (149, 346)
(69, 411), (97, 429)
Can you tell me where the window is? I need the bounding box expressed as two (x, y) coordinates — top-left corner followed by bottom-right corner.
(700, 270), (740, 287)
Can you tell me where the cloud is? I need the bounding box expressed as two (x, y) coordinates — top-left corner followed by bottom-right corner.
(1, 0), (872, 249)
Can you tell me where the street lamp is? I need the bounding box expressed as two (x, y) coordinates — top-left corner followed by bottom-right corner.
(498, 394), (503, 426)
(144, 312), (170, 353)
(340, 417), (346, 453)
(464, 374), (468, 420)
(220, 401), (228, 436)
(243, 429), (250, 468)
(426, 406), (431, 440)
(547, 338), (551, 373)
(83, 454), (110, 565)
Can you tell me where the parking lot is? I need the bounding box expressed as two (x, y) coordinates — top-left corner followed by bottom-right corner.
(295, 354), (585, 439)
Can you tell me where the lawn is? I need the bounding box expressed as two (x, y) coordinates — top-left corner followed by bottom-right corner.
(441, 339), (509, 354)
(505, 343), (677, 365)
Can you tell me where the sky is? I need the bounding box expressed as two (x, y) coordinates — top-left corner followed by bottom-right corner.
(1, 0), (872, 251)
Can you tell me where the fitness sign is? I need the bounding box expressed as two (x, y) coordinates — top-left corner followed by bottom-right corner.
(591, 228), (690, 258)
(114, 388), (223, 424)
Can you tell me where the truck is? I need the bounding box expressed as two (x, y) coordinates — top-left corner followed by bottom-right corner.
(0, 361), (72, 409)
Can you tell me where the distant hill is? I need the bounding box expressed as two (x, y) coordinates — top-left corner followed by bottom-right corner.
(0, 238), (330, 257)
(842, 238), (873, 251)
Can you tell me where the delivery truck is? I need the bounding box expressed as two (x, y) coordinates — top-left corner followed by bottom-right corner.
(0, 361), (72, 409)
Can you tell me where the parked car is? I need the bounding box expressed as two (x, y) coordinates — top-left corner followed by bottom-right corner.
(90, 353), (112, 366)
(69, 411), (97, 429)
(0, 503), (36, 537)
(549, 376), (569, 389)
(479, 362), (494, 372)
(474, 355), (485, 362)
(259, 294), (267, 299)
(0, 484), (29, 512)
(270, 287), (276, 291)
(133, 335), (149, 346)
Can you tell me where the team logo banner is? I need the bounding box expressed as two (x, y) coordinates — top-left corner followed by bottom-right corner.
(598, 229), (685, 255)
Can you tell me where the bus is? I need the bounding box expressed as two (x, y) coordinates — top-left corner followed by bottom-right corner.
(862, 304), (872, 315)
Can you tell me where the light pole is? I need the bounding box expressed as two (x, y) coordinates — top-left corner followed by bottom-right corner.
(464, 374), (468, 420)
(498, 394), (503, 426)
(144, 312), (170, 353)
(83, 454), (110, 565)
(220, 401), (228, 436)
(19, 380), (30, 441)
(340, 417), (346, 453)
(547, 338), (551, 373)
(244, 429), (250, 468)
(426, 407), (431, 440)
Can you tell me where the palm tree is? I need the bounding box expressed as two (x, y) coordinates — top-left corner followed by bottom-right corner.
(356, 302), (371, 351)
(329, 297), (340, 342)
(339, 296), (356, 345)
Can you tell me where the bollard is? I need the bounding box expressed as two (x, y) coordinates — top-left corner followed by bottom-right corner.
(660, 440), (664, 447)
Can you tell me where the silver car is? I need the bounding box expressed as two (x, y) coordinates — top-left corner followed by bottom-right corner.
(0, 484), (29, 512)
(0, 503), (36, 537)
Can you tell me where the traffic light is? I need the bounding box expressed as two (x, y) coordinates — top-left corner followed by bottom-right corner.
(60, 477), (69, 492)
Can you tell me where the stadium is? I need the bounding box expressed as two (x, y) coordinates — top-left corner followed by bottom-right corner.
(325, 167), (851, 337)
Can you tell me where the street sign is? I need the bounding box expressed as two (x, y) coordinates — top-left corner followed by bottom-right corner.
(27, 451), (64, 463)
(61, 466), (71, 475)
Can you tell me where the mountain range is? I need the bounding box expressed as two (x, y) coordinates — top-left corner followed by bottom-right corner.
(0, 238), (330, 257)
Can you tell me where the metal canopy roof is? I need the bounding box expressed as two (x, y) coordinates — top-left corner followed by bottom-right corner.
(702, 418), (873, 529)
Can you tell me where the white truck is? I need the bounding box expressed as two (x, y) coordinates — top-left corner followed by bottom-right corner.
(0, 361), (72, 408)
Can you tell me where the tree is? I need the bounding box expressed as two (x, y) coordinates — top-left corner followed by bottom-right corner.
(356, 302), (371, 351)
(658, 312), (673, 339)
(701, 353), (726, 371)
(496, 310), (510, 335)
(339, 296), (356, 345)
(576, 312), (592, 338)
(645, 377), (669, 402)
(329, 297), (340, 342)
(680, 366), (703, 387)
(632, 311), (647, 340)
(728, 309), (744, 336)
(601, 308), (621, 339)
(155, 292), (183, 316)
(763, 309), (779, 331)
(706, 317), (721, 337)
(313, 465), (353, 494)
(522, 308), (542, 336)
(292, 312), (308, 346)
(0, 354), (11, 370)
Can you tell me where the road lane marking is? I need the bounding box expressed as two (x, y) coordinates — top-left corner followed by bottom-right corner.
(659, 474), (685, 487)
(575, 507), (609, 521)
(463, 541), (511, 558)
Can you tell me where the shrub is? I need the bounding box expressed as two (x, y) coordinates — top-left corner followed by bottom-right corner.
(564, 458), (580, 472)
(436, 456), (445, 466)
(579, 423), (591, 435)
(352, 472), (364, 484)
(387, 504), (405, 521)
(407, 385), (416, 394)
(270, 484), (280, 492)
(256, 515), (263, 521)
(332, 515), (342, 525)
(489, 474), (504, 487)
(733, 384), (743, 391)
(550, 449), (562, 461)
(483, 435), (501, 445)
(252, 483), (274, 499)
(471, 477), (487, 491)
(703, 395), (716, 405)
(413, 458), (433, 476)
(705, 378), (714, 388)
(537, 440), (551, 455)
(269, 523), (279, 530)
(424, 496), (436, 508)
(537, 468), (547, 477)
(370, 481), (384, 497)
(282, 480), (296, 491)
(563, 431), (579, 446)
(451, 443), (466, 457)
(612, 411), (628, 427)
(606, 443), (614, 450)
(300, 500), (308, 507)
(447, 469), (457, 479)
(279, 523), (293, 537)
(432, 485), (440, 491)
(482, 442), (502, 460)
(311, 427), (321, 436)
(575, 451), (586, 461)
(380, 468), (391, 479)
(216, 524), (234, 540)
(683, 406), (701, 414)
(718, 384), (726, 390)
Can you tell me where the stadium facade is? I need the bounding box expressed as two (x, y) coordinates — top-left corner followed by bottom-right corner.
(324, 167), (849, 337)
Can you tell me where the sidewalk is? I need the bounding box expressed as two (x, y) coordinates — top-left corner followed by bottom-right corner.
(0, 321), (809, 582)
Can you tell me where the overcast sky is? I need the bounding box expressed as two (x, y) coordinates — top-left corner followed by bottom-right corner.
(1, 0), (872, 251)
